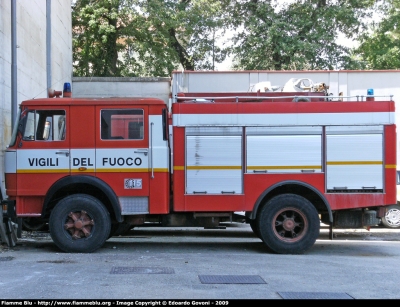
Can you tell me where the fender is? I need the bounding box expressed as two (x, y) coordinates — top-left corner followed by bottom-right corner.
(42, 175), (122, 222)
(250, 180), (333, 223)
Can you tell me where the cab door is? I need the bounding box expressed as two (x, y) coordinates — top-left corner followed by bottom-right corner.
(16, 107), (70, 199)
(95, 106), (150, 215)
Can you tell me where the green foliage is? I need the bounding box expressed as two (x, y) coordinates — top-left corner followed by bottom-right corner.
(227, 0), (375, 70)
(72, 0), (127, 76)
(353, 0), (400, 69)
(72, 0), (399, 76)
(72, 0), (230, 77)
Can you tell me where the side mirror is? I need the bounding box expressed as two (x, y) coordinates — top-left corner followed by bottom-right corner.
(17, 116), (27, 136)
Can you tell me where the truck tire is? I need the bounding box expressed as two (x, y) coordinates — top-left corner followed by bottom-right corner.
(257, 194), (320, 254)
(381, 204), (400, 228)
(49, 194), (111, 253)
(249, 219), (261, 239)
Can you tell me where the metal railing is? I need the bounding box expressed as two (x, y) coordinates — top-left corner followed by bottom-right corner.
(174, 95), (394, 103)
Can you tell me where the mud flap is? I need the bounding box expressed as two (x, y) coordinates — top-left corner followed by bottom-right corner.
(0, 172), (18, 246)
(0, 203), (18, 247)
(327, 210), (379, 228)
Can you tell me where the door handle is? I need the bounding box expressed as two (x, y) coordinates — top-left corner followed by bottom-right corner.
(134, 149), (148, 156)
(56, 150), (70, 157)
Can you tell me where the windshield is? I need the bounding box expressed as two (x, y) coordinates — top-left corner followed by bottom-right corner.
(8, 107), (21, 147)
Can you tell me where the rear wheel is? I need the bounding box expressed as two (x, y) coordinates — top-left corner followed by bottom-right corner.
(381, 204), (400, 228)
(249, 219), (261, 239)
(257, 194), (320, 254)
(49, 194), (111, 253)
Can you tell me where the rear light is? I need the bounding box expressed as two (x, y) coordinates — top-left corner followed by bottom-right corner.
(2, 203), (7, 215)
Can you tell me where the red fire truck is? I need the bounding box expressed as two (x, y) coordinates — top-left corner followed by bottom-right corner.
(1, 81), (397, 254)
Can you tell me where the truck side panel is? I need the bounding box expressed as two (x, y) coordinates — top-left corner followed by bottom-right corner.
(171, 99), (396, 214)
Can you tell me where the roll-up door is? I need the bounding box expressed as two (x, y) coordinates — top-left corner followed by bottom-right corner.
(326, 126), (383, 191)
(186, 127), (242, 194)
(246, 127), (322, 173)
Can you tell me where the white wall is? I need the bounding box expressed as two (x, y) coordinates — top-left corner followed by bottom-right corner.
(72, 77), (171, 105)
(0, 0), (72, 194)
(171, 70), (400, 99)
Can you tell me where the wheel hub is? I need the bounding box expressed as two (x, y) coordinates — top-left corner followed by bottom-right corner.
(282, 218), (295, 231)
(64, 210), (94, 239)
(386, 209), (400, 226)
(74, 220), (84, 229)
(273, 208), (307, 242)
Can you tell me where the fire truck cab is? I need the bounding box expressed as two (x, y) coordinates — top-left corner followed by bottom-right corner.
(3, 85), (397, 254)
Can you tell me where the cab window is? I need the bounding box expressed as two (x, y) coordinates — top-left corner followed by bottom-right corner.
(101, 109), (144, 140)
(22, 110), (66, 141)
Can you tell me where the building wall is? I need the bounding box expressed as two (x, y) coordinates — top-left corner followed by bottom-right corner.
(171, 70), (400, 100)
(72, 77), (171, 106)
(0, 0), (72, 194)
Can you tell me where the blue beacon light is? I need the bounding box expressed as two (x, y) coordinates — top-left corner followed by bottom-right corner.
(63, 82), (72, 97)
(366, 88), (374, 101)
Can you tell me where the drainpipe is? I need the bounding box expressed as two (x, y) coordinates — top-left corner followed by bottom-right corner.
(11, 0), (17, 128)
(46, 0), (51, 95)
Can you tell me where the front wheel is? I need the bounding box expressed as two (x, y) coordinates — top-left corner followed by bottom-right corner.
(257, 194), (320, 254)
(49, 194), (111, 253)
(381, 204), (400, 228)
